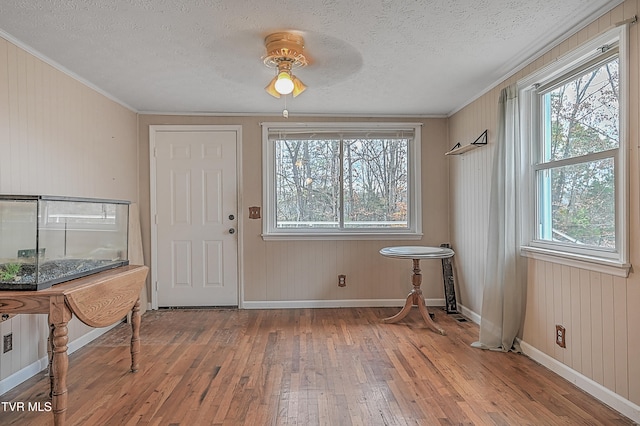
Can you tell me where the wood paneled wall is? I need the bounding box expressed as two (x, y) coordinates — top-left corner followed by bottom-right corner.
(447, 94), (497, 316)
(137, 115), (452, 306)
(448, 0), (640, 407)
(0, 37), (139, 384)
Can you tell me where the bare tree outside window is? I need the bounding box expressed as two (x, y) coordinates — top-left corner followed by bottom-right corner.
(275, 139), (340, 228)
(539, 56), (619, 248)
(343, 138), (408, 228)
(274, 136), (409, 229)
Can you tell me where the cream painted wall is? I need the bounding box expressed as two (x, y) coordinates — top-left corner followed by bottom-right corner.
(448, 0), (640, 408)
(0, 37), (139, 382)
(138, 115), (451, 306)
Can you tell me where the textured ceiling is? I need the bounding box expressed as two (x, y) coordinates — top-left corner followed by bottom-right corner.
(0, 0), (622, 116)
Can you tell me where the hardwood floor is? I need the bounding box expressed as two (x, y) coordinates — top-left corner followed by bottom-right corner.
(1, 307), (633, 425)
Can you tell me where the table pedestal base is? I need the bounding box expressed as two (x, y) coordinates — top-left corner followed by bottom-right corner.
(382, 259), (446, 335)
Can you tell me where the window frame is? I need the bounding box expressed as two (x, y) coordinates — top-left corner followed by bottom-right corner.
(261, 122), (423, 240)
(518, 26), (630, 277)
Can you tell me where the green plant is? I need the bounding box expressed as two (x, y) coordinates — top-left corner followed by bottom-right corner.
(0, 263), (21, 281)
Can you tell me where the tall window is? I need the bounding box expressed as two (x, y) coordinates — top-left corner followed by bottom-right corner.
(262, 123), (422, 239)
(520, 26), (629, 272)
(537, 53), (618, 248)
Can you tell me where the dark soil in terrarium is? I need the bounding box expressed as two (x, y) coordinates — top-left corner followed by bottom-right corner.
(0, 259), (118, 285)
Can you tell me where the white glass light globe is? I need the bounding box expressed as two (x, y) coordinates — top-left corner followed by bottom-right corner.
(274, 72), (294, 95)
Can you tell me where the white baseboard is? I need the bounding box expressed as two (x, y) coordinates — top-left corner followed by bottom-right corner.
(242, 298), (445, 309)
(457, 304), (481, 324)
(0, 321), (122, 395)
(67, 321), (121, 353)
(519, 339), (640, 423)
(0, 358), (48, 396)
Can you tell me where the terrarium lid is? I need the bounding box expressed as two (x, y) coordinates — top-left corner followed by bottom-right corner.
(0, 195), (130, 204)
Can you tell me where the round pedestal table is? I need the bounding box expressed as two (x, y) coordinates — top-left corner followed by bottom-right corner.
(379, 246), (454, 335)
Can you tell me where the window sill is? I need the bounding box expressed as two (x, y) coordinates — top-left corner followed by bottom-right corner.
(520, 246), (630, 278)
(262, 232), (424, 241)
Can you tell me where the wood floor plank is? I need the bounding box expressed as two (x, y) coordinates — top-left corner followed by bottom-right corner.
(0, 307), (634, 425)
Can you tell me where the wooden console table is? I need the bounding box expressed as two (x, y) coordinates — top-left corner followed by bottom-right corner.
(380, 246), (454, 335)
(0, 264), (149, 426)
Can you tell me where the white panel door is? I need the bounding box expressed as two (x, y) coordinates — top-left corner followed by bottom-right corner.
(154, 129), (238, 307)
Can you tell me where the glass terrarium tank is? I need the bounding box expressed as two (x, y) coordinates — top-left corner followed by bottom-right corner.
(0, 195), (130, 290)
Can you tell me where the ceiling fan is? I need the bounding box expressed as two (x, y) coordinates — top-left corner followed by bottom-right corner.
(263, 31), (309, 98)
(208, 29), (362, 111)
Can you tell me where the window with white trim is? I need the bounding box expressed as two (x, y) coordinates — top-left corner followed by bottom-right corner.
(262, 123), (422, 239)
(519, 26), (629, 274)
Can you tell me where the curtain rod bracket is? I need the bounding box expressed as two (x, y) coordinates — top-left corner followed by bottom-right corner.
(615, 15), (637, 27)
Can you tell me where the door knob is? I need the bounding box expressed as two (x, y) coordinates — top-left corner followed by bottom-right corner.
(229, 228), (235, 234)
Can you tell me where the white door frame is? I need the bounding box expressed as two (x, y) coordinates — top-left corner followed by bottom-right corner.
(149, 124), (243, 310)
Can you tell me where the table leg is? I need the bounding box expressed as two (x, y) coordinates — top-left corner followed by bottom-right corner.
(130, 297), (141, 373)
(49, 296), (72, 426)
(47, 323), (54, 398)
(381, 292), (414, 324)
(382, 258), (446, 335)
